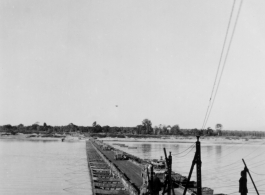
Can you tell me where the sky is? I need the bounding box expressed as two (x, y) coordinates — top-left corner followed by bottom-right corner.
(1, 0), (265, 131)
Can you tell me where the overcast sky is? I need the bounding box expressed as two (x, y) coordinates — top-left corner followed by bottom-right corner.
(1, 0), (265, 131)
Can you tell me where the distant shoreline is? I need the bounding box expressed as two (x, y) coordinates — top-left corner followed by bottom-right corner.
(1, 133), (264, 145)
(0, 133), (86, 142)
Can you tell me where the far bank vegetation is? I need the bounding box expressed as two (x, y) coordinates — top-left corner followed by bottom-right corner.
(1, 119), (264, 138)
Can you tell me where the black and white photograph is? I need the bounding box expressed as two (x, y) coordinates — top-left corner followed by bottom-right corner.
(0, 0), (264, 195)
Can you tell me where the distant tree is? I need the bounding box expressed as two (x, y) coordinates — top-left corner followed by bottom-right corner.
(3, 124), (19, 134)
(17, 124), (24, 128)
(102, 126), (110, 133)
(156, 125), (168, 135)
(31, 124), (39, 131)
(93, 125), (102, 133)
(215, 124), (223, 136)
(110, 126), (121, 134)
(135, 125), (145, 134)
(43, 123), (48, 131)
(190, 128), (200, 136)
(50, 126), (56, 133)
(47, 127), (54, 134)
(142, 119), (152, 127)
(166, 126), (171, 134)
(80, 126), (90, 133)
(206, 127), (215, 136)
(142, 119), (152, 134)
(37, 126), (44, 132)
(171, 125), (180, 135)
(205, 127), (209, 132)
(201, 129), (208, 136)
(92, 121), (97, 127)
(121, 127), (134, 134)
(215, 124), (222, 130)
(69, 123), (78, 132)
(156, 124), (166, 135)
(153, 126), (159, 135)
(3, 124), (12, 131)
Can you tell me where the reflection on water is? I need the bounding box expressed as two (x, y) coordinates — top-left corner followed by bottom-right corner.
(215, 145), (222, 157)
(141, 144), (152, 159)
(0, 139), (92, 195)
(108, 140), (265, 195)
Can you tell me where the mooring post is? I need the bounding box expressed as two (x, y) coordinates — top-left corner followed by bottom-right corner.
(196, 136), (202, 195)
(242, 159), (259, 195)
(183, 136), (202, 195)
(183, 154), (196, 195)
(146, 166), (150, 192)
(162, 148), (176, 195)
(163, 148), (168, 195)
(169, 152), (176, 195)
(164, 148), (168, 164)
(168, 152), (172, 195)
(150, 164), (154, 194)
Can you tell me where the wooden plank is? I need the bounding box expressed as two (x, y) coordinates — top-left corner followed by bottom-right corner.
(94, 182), (124, 188)
(86, 141), (131, 195)
(95, 189), (129, 195)
(94, 178), (121, 182)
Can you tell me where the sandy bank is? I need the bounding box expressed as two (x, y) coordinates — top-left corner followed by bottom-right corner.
(0, 133), (87, 142)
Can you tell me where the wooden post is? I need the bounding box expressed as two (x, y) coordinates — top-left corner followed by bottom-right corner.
(196, 136), (202, 195)
(150, 165), (153, 194)
(162, 149), (175, 195)
(183, 136), (202, 195)
(168, 152), (171, 195)
(169, 152), (176, 195)
(242, 159), (259, 195)
(183, 154), (196, 195)
(146, 166), (151, 193)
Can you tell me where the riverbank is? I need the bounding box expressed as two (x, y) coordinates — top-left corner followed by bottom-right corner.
(0, 133), (87, 142)
(1, 132), (264, 144)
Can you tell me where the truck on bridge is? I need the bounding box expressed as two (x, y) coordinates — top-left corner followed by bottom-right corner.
(114, 150), (128, 160)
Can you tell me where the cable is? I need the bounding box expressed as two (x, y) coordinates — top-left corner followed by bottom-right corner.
(199, 143), (264, 178)
(248, 161), (265, 169)
(204, 0), (244, 128)
(174, 145), (195, 158)
(256, 183), (265, 188)
(171, 143), (196, 156)
(212, 183), (239, 189)
(250, 170), (265, 176)
(226, 191), (239, 195)
(203, 162), (242, 176)
(201, 0), (237, 130)
(203, 144), (243, 164)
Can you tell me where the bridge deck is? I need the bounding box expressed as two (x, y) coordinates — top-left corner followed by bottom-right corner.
(94, 142), (188, 195)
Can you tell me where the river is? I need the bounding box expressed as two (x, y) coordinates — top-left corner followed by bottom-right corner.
(106, 139), (265, 195)
(0, 138), (264, 195)
(0, 139), (92, 195)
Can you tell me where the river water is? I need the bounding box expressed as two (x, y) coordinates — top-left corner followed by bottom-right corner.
(106, 139), (265, 195)
(0, 139), (264, 195)
(0, 139), (92, 195)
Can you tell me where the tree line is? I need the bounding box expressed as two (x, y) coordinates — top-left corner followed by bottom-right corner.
(0, 119), (265, 137)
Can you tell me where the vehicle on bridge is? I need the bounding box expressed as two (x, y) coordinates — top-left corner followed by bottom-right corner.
(114, 150), (128, 160)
